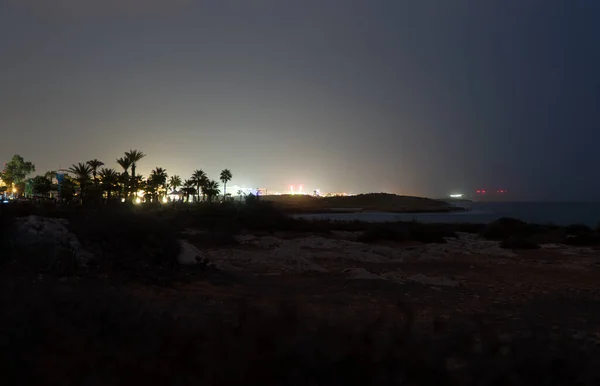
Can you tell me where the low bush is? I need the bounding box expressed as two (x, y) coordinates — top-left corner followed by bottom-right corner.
(358, 225), (410, 243)
(406, 223), (457, 243)
(178, 201), (332, 234)
(480, 217), (530, 240)
(186, 230), (239, 248)
(563, 232), (600, 246)
(68, 210), (181, 274)
(358, 223), (457, 244)
(500, 237), (541, 250)
(564, 223), (592, 235)
(0, 278), (597, 385)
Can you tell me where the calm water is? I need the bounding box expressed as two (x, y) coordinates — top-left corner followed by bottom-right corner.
(296, 202), (600, 227)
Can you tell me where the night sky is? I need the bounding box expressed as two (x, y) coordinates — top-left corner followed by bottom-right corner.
(1, 0), (599, 200)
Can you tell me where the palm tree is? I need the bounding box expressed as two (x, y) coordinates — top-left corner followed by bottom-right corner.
(86, 159), (104, 186)
(44, 170), (57, 182)
(149, 167), (168, 202)
(169, 175), (182, 191)
(191, 169), (207, 203)
(131, 175), (144, 201)
(169, 175), (182, 202)
(204, 180), (220, 203)
(116, 156), (132, 199)
(182, 179), (196, 203)
(125, 149), (145, 199)
(68, 162), (92, 201)
(219, 169), (232, 200)
(98, 168), (120, 201)
(43, 170), (57, 194)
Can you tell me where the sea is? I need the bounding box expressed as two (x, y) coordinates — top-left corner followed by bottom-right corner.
(295, 202), (600, 227)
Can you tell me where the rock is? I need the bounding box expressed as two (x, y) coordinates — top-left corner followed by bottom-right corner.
(12, 215), (93, 267)
(177, 240), (204, 265)
(343, 267), (382, 280)
(406, 274), (461, 287)
(500, 237), (540, 250)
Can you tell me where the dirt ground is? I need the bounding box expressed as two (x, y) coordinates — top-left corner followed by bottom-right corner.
(137, 231), (600, 341)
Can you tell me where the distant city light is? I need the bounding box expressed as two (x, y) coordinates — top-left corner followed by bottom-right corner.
(449, 194), (463, 198)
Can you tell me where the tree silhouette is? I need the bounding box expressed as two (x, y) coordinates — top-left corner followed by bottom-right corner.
(44, 170), (57, 182)
(68, 163), (92, 201)
(220, 169), (232, 200)
(98, 168), (120, 201)
(169, 175), (182, 202)
(191, 169), (207, 203)
(205, 180), (220, 202)
(169, 175), (182, 191)
(125, 150), (145, 200)
(182, 179), (196, 203)
(116, 156), (132, 199)
(86, 159), (105, 186)
(149, 167), (168, 202)
(0, 154), (35, 197)
(31, 175), (53, 197)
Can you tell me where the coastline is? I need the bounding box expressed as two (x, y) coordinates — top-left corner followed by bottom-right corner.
(281, 206), (469, 215)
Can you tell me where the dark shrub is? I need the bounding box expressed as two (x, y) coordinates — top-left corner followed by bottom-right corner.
(0, 280), (598, 385)
(179, 201), (331, 234)
(563, 232), (600, 246)
(0, 206), (15, 256)
(358, 225), (410, 243)
(500, 237), (541, 250)
(453, 222), (487, 234)
(357, 223), (455, 244)
(186, 231), (239, 247)
(407, 223), (457, 243)
(68, 211), (180, 272)
(481, 217), (529, 240)
(564, 223), (592, 235)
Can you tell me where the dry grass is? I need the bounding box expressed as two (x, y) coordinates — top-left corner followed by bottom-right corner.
(0, 277), (598, 386)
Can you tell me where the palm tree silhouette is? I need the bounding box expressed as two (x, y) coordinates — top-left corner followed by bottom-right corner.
(116, 156), (132, 199)
(220, 169), (232, 200)
(86, 159), (104, 186)
(191, 169), (207, 203)
(169, 175), (182, 201)
(44, 170), (57, 182)
(169, 175), (182, 191)
(205, 180), (220, 202)
(98, 168), (119, 201)
(68, 163), (92, 201)
(149, 167), (168, 202)
(125, 150), (145, 199)
(182, 179), (196, 203)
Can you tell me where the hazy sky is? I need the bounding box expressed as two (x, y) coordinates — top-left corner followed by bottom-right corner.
(1, 0), (599, 200)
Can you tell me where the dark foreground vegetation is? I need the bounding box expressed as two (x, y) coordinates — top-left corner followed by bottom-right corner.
(1, 278), (599, 386)
(2, 201), (600, 385)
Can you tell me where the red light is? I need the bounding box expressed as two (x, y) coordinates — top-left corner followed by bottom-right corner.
(482, 190), (486, 194)
(476, 190), (481, 194)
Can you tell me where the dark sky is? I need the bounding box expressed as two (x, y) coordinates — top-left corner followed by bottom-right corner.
(1, 0), (599, 200)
